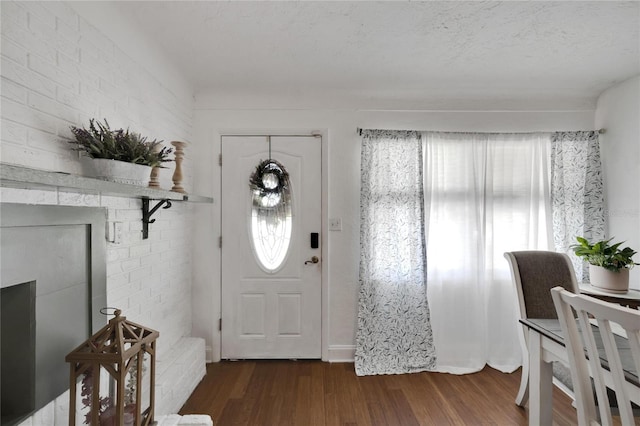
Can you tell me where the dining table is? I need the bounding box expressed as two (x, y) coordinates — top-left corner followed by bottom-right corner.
(520, 317), (640, 425)
(578, 283), (640, 309)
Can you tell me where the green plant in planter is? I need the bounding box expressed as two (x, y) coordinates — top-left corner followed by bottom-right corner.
(571, 237), (638, 272)
(69, 119), (173, 168)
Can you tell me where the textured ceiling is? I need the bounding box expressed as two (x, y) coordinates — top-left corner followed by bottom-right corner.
(118, 1), (640, 110)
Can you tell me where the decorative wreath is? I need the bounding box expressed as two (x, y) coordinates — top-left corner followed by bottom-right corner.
(249, 159), (289, 195)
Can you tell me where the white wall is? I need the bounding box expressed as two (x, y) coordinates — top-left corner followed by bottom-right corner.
(191, 103), (595, 362)
(1, 0), (203, 419)
(595, 75), (640, 290)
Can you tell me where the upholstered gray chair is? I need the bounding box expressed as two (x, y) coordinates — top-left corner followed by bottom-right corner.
(504, 250), (579, 407)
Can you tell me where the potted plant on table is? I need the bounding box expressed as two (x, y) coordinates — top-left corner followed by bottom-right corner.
(571, 236), (638, 293)
(69, 119), (173, 186)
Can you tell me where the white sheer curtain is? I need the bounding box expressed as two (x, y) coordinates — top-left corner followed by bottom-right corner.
(423, 132), (552, 373)
(355, 130), (437, 376)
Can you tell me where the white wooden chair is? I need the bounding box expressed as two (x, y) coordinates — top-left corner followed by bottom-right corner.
(551, 286), (640, 425)
(504, 251), (579, 406)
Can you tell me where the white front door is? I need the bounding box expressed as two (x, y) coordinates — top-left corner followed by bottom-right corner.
(221, 135), (322, 359)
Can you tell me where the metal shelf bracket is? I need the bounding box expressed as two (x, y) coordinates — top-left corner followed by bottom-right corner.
(142, 198), (172, 239)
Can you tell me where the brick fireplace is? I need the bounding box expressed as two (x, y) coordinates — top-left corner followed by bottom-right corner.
(0, 182), (206, 425)
(0, 203), (107, 425)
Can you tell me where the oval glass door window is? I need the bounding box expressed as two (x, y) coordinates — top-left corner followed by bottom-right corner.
(249, 160), (293, 272)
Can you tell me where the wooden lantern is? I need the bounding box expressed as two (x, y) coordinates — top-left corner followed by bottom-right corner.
(65, 309), (159, 426)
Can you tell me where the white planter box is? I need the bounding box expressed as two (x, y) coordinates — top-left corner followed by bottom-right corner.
(81, 157), (152, 186)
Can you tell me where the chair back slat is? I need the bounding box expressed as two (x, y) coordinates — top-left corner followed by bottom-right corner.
(578, 312), (613, 426)
(628, 331), (640, 381)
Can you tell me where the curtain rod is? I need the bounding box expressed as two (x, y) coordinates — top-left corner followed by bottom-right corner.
(357, 128), (606, 136)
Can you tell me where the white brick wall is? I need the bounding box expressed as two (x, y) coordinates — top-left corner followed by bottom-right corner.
(1, 0), (193, 183)
(1, 1), (205, 422)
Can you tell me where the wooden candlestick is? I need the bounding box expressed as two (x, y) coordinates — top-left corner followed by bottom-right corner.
(148, 145), (162, 189)
(148, 167), (160, 188)
(171, 141), (187, 193)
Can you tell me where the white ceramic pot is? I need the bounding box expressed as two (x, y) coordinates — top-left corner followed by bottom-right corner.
(82, 157), (152, 186)
(588, 264), (630, 293)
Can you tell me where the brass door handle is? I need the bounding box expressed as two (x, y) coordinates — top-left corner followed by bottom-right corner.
(304, 256), (319, 265)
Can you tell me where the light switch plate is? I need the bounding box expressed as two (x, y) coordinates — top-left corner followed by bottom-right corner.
(106, 221), (123, 244)
(329, 217), (342, 231)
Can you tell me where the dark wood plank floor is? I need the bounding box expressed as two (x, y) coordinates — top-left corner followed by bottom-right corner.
(179, 360), (579, 425)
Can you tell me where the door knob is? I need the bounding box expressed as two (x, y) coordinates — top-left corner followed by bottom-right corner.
(304, 256), (319, 265)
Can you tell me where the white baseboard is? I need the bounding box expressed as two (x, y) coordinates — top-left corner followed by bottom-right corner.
(205, 344), (354, 363)
(205, 345), (213, 363)
(328, 345), (355, 362)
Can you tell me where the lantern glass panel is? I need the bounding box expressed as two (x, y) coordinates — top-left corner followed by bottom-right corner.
(72, 366), (114, 425)
(124, 352), (152, 424)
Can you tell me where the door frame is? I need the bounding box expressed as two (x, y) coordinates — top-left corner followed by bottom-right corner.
(218, 129), (329, 361)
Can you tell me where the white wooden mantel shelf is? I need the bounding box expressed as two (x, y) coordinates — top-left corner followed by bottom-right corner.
(0, 162), (213, 239)
(0, 162), (213, 203)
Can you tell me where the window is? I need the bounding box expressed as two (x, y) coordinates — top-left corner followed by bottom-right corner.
(249, 160), (292, 272)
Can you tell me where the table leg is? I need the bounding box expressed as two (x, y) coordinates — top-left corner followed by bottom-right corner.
(528, 330), (553, 426)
